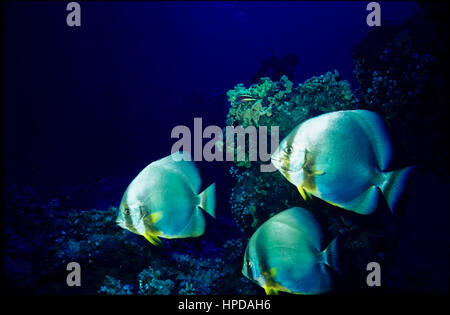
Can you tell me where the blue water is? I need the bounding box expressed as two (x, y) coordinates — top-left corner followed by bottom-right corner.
(3, 1), (419, 191)
(3, 2), (448, 295)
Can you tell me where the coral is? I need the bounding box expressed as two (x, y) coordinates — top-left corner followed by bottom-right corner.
(226, 73), (355, 136)
(3, 183), (261, 294)
(98, 276), (134, 295)
(225, 67), (440, 293)
(351, 9), (449, 177)
(164, 238), (259, 295)
(224, 71), (399, 294)
(178, 282), (196, 295)
(137, 266), (174, 295)
(226, 72), (356, 234)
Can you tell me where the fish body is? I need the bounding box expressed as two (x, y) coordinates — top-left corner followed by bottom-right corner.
(116, 152), (216, 245)
(237, 95), (258, 103)
(271, 110), (414, 214)
(242, 207), (339, 295)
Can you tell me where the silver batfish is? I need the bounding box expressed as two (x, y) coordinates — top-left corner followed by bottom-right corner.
(271, 110), (414, 214)
(242, 207), (339, 295)
(116, 151), (216, 246)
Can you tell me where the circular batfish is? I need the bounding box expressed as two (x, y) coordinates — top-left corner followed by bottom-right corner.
(271, 110), (414, 215)
(242, 207), (339, 295)
(116, 151), (216, 246)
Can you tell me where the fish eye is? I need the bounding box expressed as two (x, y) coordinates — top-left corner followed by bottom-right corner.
(284, 146), (293, 154)
(124, 208), (130, 215)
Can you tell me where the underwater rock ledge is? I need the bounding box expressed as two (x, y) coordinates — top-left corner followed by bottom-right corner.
(226, 72), (356, 235)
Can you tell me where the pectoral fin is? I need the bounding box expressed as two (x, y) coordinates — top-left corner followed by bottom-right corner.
(143, 232), (163, 247)
(310, 169), (325, 176)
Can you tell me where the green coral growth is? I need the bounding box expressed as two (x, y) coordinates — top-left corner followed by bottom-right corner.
(226, 72), (356, 136)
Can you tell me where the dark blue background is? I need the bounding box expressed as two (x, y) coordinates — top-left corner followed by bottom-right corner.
(3, 1), (419, 192)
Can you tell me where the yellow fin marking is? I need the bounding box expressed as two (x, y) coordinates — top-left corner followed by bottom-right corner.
(297, 186), (308, 201)
(144, 211), (163, 225)
(310, 169), (325, 176)
(263, 286), (279, 295)
(143, 232), (163, 247)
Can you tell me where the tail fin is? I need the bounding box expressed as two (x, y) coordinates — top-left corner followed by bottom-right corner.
(198, 183), (216, 218)
(379, 166), (415, 213)
(324, 237), (340, 274)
